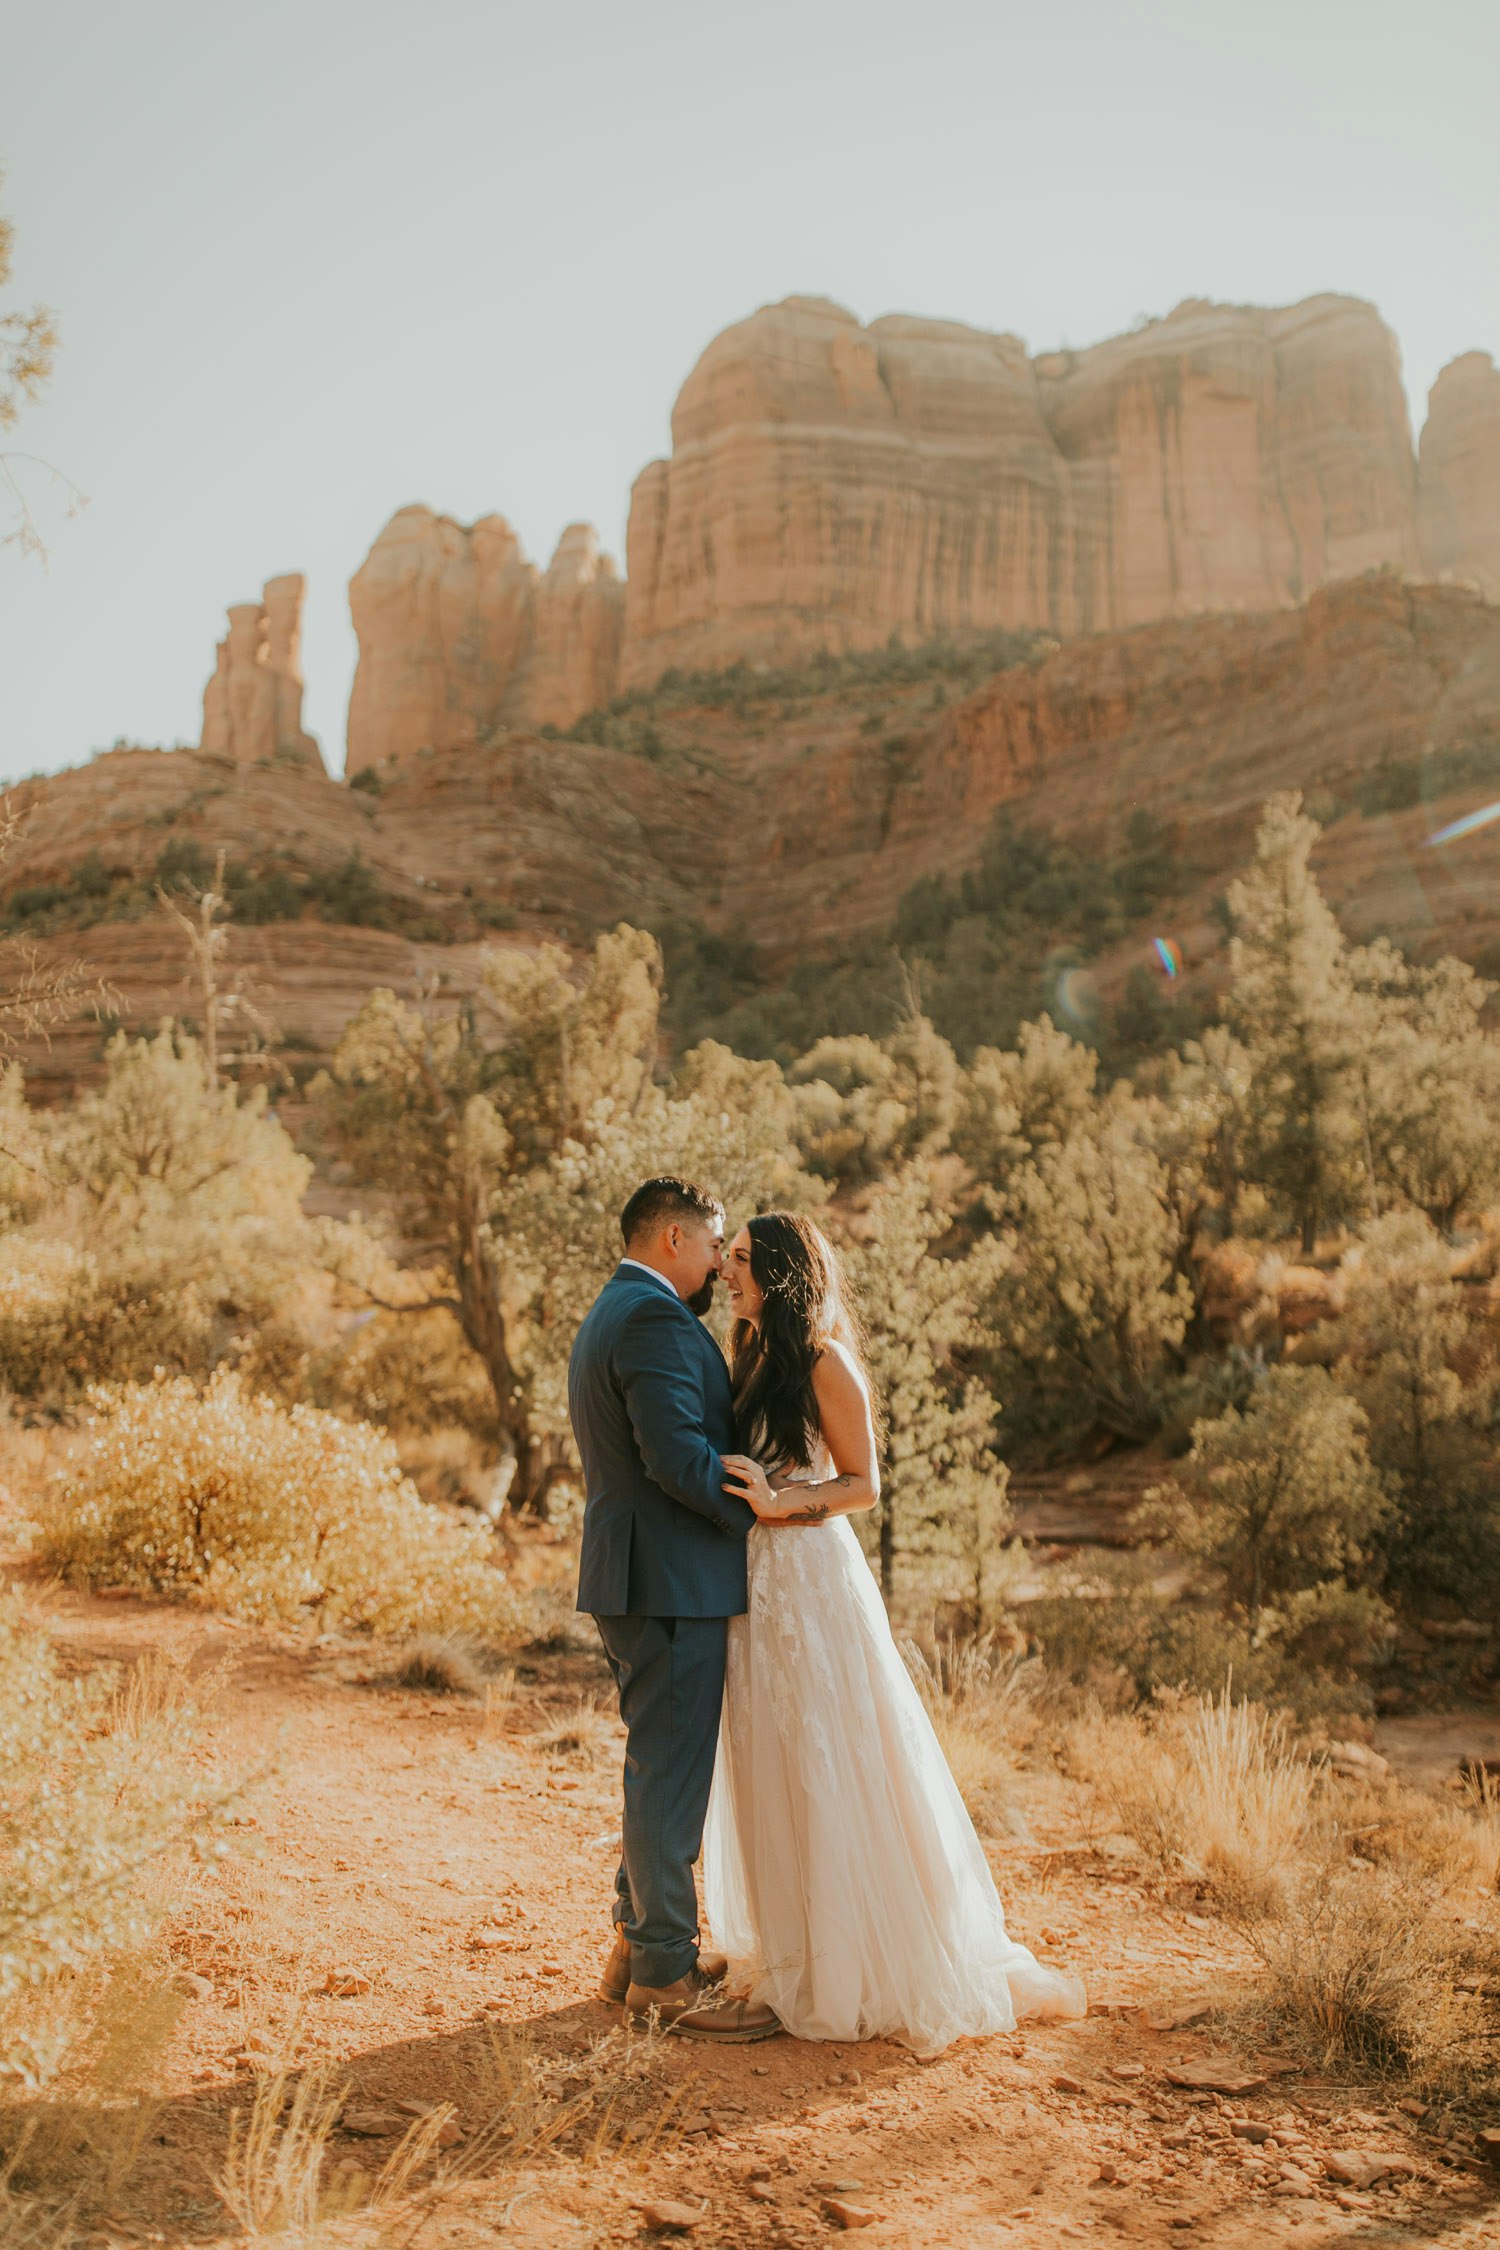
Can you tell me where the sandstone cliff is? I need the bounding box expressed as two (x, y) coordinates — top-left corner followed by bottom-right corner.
(344, 506), (622, 773)
(11, 578), (1500, 1097)
(342, 291), (1494, 759)
(200, 575), (324, 771)
(1420, 352), (1500, 599)
(621, 292), (1423, 683)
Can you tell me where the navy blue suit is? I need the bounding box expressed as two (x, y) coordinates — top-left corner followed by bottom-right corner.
(569, 1263), (754, 1985)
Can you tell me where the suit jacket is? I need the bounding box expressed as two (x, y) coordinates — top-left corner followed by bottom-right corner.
(570, 1263), (754, 1618)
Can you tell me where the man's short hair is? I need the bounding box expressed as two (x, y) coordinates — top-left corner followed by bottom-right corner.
(620, 1175), (724, 1248)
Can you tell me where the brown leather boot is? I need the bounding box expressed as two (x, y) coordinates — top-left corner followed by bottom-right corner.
(599, 1931), (727, 2007)
(624, 1970), (780, 2042)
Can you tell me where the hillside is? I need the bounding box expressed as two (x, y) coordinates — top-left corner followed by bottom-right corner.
(4, 572), (1500, 1094)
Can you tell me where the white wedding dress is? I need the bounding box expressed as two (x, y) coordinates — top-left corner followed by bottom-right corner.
(702, 1451), (1086, 2056)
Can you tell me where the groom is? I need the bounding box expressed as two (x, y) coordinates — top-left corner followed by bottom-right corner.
(569, 1175), (779, 2043)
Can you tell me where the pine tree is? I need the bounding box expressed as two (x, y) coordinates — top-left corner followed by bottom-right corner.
(1225, 795), (1362, 1252)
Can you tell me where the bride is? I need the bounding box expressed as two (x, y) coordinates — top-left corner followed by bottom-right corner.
(707, 1211), (1085, 2057)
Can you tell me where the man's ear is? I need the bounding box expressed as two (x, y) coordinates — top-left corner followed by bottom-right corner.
(664, 1222), (682, 1256)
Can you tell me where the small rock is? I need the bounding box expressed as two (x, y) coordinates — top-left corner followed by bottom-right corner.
(1165, 2060), (1268, 2096)
(748, 2183), (775, 2202)
(638, 2203), (706, 2235)
(1108, 2063), (1146, 2080)
(172, 1971), (214, 2002)
(1334, 2189), (1376, 2211)
(1324, 2149), (1407, 2188)
(810, 2178), (864, 2193)
(1051, 2072), (1088, 2094)
(340, 2107), (407, 2138)
(1092, 2160), (1123, 2185)
(1141, 2002), (1212, 2033)
(1478, 2126), (1500, 2165)
(1231, 2121), (1272, 2144)
(1326, 1738), (1390, 1778)
(1395, 2098), (1429, 2119)
(422, 1996), (446, 2016)
(324, 1971), (371, 1996)
(821, 2201), (879, 2231)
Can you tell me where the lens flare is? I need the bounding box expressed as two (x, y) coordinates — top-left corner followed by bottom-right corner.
(1152, 937), (1180, 978)
(1425, 801), (1500, 848)
(1053, 965), (1095, 1028)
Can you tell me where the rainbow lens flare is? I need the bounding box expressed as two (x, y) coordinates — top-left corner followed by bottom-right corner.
(1152, 937), (1180, 978)
(1425, 801), (1500, 848)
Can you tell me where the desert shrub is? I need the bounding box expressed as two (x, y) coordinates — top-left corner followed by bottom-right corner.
(1144, 1364), (1391, 1629)
(0, 1026), (322, 1405)
(789, 1012), (960, 1184)
(1066, 1690), (1320, 1918)
(36, 1370), (520, 1640)
(0, 1608), (235, 2088)
(1332, 1766), (1500, 1898)
(1335, 1211), (1500, 1613)
(839, 1168), (1011, 1605)
(986, 1092), (1193, 1449)
(1249, 1863), (1499, 2093)
(1028, 1560), (1384, 1719)
(304, 1304), (499, 1442)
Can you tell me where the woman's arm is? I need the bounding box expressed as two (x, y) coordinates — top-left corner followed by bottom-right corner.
(721, 1341), (880, 1524)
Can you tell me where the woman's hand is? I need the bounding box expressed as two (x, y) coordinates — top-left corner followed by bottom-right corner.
(721, 1454), (783, 1518)
(722, 1456), (830, 1524)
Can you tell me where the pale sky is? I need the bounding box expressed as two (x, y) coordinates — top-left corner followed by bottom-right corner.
(3, 0), (1497, 782)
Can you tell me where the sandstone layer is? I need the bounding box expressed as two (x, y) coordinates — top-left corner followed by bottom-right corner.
(200, 575), (324, 771)
(621, 293), (1423, 683)
(345, 506), (623, 774)
(1419, 353), (1500, 599)
(10, 578), (1500, 1097)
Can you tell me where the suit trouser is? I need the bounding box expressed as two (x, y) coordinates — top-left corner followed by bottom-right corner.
(592, 1612), (727, 1990)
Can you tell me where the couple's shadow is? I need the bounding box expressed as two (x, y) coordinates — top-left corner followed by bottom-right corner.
(1, 1990), (917, 2240)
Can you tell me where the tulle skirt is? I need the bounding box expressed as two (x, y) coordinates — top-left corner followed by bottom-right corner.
(702, 1515), (1086, 2056)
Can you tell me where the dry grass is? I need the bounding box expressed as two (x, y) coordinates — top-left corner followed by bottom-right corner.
(1334, 1765), (1500, 1897)
(1066, 1688), (1320, 1916)
(385, 1634), (487, 1699)
(902, 1632), (1040, 1835)
(531, 1696), (617, 1767)
(216, 2069), (456, 2235)
(1247, 1862), (1500, 2095)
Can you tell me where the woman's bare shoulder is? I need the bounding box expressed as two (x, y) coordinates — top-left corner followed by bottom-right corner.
(812, 1336), (868, 1399)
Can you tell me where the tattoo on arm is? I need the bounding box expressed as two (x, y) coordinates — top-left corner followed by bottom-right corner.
(782, 1472), (854, 1526)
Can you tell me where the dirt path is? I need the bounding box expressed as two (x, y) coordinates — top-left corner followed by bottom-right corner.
(21, 1583), (1500, 2250)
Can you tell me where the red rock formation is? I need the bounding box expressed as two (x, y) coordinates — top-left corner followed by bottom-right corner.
(1420, 353), (1500, 599)
(200, 574), (323, 771)
(621, 293), (1423, 685)
(345, 507), (622, 773)
(526, 525), (624, 729)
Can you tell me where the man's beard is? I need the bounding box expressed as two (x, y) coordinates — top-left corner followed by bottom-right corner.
(685, 1273), (717, 1317)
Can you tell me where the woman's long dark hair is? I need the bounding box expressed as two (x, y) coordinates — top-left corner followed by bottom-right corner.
(729, 1212), (876, 1472)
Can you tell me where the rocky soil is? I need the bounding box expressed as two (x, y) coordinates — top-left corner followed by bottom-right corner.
(14, 1554), (1500, 2250)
